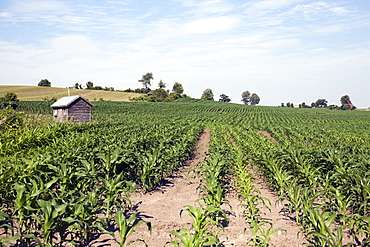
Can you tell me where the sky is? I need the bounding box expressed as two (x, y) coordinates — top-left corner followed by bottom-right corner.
(0, 0), (370, 107)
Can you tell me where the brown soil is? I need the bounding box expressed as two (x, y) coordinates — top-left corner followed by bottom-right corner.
(92, 129), (306, 247)
(257, 131), (279, 144)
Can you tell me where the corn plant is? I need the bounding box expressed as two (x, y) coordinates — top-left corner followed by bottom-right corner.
(170, 204), (223, 247)
(248, 220), (286, 247)
(100, 172), (131, 223)
(62, 189), (104, 246)
(345, 214), (370, 246)
(32, 199), (67, 247)
(303, 209), (345, 247)
(109, 211), (151, 247)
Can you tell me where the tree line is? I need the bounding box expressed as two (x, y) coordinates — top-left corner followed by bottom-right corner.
(281, 95), (356, 110)
(200, 88), (261, 105)
(127, 72), (190, 102)
(36, 76), (355, 109)
(37, 79), (114, 91)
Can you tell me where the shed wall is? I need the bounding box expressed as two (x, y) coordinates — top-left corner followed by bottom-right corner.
(53, 108), (68, 122)
(68, 98), (91, 122)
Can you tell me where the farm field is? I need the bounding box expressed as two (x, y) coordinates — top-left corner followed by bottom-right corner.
(1, 99), (370, 246)
(0, 85), (141, 102)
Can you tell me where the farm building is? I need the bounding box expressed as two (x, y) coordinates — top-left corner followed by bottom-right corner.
(50, 95), (93, 123)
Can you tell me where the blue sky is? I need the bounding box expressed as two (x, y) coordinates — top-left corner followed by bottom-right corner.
(1, 0), (369, 107)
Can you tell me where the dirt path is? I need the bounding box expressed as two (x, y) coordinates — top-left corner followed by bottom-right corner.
(125, 129), (211, 246)
(216, 174), (306, 246)
(92, 129), (306, 246)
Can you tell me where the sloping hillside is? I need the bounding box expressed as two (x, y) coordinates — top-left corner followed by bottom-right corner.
(0, 85), (141, 101)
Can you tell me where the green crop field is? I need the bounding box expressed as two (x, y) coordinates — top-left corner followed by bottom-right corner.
(1, 100), (370, 246)
(0, 85), (141, 102)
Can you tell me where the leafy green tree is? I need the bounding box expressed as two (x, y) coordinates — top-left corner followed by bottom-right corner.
(158, 80), (166, 89)
(94, 86), (103, 90)
(151, 88), (168, 101)
(103, 87), (114, 91)
(219, 94), (230, 102)
(250, 93), (260, 105)
(340, 95), (355, 110)
(138, 72), (153, 91)
(38, 79), (51, 87)
(201, 88), (214, 100)
(301, 102), (310, 108)
(340, 95), (351, 105)
(172, 82), (184, 95)
(328, 104), (339, 110)
(241, 91), (251, 105)
(86, 81), (94, 90)
(4, 92), (18, 102)
(315, 99), (328, 108)
(74, 83), (82, 89)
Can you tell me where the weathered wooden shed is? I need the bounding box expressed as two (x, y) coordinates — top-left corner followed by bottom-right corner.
(50, 95), (93, 123)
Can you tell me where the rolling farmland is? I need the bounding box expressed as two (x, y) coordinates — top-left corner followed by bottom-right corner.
(0, 85), (141, 102)
(1, 100), (370, 246)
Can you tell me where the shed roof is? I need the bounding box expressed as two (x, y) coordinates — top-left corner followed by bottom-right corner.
(50, 95), (93, 108)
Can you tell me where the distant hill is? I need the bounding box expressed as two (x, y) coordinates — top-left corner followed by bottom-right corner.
(0, 85), (142, 102)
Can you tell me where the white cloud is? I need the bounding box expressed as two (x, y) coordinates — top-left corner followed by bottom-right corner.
(290, 2), (330, 20)
(314, 24), (347, 34)
(0, 12), (12, 18)
(30, 35), (105, 65)
(258, 38), (301, 50)
(330, 7), (351, 15)
(181, 16), (238, 34)
(244, 0), (304, 12)
(287, 1), (352, 20)
(10, 0), (70, 14)
(174, 0), (234, 14)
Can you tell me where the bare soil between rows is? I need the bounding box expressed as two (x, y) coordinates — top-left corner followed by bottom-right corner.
(93, 129), (306, 247)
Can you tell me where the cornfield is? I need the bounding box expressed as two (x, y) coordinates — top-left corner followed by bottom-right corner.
(1, 100), (369, 246)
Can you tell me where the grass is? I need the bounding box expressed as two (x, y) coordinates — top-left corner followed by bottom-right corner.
(0, 85), (142, 102)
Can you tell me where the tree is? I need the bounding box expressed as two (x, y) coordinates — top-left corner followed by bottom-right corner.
(250, 93), (260, 105)
(138, 72), (153, 91)
(219, 94), (230, 102)
(301, 102), (310, 108)
(340, 95), (355, 110)
(340, 95), (351, 105)
(86, 81), (94, 90)
(158, 80), (166, 89)
(74, 83), (82, 89)
(38, 79), (51, 87)
(201, 88), (214, 100)
(150, 88), (168, 101)
(241, 91), (251, 105)
(172, 82), (184, 95)
(4, 92), (18, 102)
(315, 99), (328, 108)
